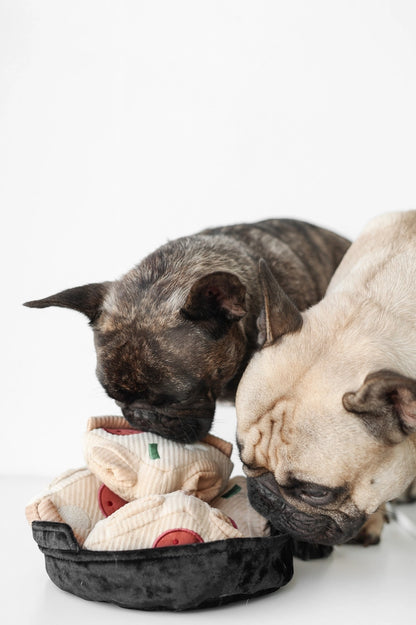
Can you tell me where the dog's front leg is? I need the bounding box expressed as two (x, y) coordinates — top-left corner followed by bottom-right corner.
(348, 505), (389, 546)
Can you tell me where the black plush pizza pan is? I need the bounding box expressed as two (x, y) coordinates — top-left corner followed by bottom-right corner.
(31, 521), (294, 611)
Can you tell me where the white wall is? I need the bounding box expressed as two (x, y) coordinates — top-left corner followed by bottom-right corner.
(2, 1), (416, 476)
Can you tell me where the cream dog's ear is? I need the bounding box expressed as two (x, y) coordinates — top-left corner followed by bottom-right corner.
(257, 259), (303, 347)
(343, 369), (416, 443)
(87, 444), (139, 495)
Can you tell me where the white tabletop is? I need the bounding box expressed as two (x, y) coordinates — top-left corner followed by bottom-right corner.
(3, 475), (415, 625)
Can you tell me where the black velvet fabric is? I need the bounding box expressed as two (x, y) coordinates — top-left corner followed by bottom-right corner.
(291, 538), (333, 560)
(268, 526), (333, 560)
(249, 478), (334, 560)
(32, 521), (294, 611)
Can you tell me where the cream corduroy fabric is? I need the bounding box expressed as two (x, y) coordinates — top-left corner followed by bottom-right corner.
(83, 491), (243, 551)
(84, 417), (233, 503)
(25, 468), (104, 545)
(26, 417), (269, 551)
(212, 476), (270, 538)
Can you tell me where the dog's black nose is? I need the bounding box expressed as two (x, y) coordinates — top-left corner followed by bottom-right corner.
(120, 404), (214, 444)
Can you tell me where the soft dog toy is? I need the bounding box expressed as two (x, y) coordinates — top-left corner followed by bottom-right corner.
(26, 467), (103, 545)
(84, 416), (233, 502)
(26, 417), (269, 549)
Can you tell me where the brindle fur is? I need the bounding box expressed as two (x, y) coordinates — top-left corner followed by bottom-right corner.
(25, 218), (349, 442)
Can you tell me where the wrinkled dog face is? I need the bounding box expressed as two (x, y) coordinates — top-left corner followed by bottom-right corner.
(236, 262), (416, 545)
(24, 247), (248, 442)
(93, 321), (217, 443)
(93, 300), (246, 443)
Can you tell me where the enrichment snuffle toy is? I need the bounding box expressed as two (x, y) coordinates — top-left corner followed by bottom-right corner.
(26, 416), (295, 610)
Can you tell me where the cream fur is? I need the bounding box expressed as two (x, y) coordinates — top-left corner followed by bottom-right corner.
(236, 211), (416, 517)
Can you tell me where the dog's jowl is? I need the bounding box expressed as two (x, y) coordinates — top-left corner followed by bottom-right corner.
(236, 211), (416, 546)
(25, 219), (349, 442)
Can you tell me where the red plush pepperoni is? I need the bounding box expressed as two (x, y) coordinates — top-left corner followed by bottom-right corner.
(103, 427), (142, 435)
(98, 484), (128, 517)
(152, 529), (204, 548)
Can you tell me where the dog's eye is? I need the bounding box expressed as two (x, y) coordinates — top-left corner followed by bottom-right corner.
(281, 477), (344, 508)
(296, 485), (337, 507)
(104, 383), (145, 404)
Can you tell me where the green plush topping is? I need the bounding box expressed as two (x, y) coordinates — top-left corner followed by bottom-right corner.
(221, 484), (242, 498)
(148, 443), (160, 459)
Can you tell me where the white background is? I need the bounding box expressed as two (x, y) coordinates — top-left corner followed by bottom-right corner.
(1, 2), (416, 623)
(3, 0), (416, 476)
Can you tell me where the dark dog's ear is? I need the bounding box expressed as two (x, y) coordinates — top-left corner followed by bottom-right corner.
(181, 272), (246, 333)
(24, 282), (111, 323)
(257, 259), (303, 347)
(343, 370), (416, 443)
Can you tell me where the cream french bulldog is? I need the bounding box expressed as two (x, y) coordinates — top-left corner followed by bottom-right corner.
(236, 211), (416, 546)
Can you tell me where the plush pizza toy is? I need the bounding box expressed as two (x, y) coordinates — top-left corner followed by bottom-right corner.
(26, 416), (269, 549)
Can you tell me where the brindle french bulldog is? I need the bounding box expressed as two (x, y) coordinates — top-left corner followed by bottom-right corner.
(25, 219), (349, 443)
(236, 211), (416, 546)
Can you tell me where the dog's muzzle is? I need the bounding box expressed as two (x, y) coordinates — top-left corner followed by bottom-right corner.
(121, 401), (215, 443)
(247, 473), (367, 546)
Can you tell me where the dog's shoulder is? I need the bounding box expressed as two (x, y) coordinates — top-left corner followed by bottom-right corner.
(360, 210), (416, 239)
